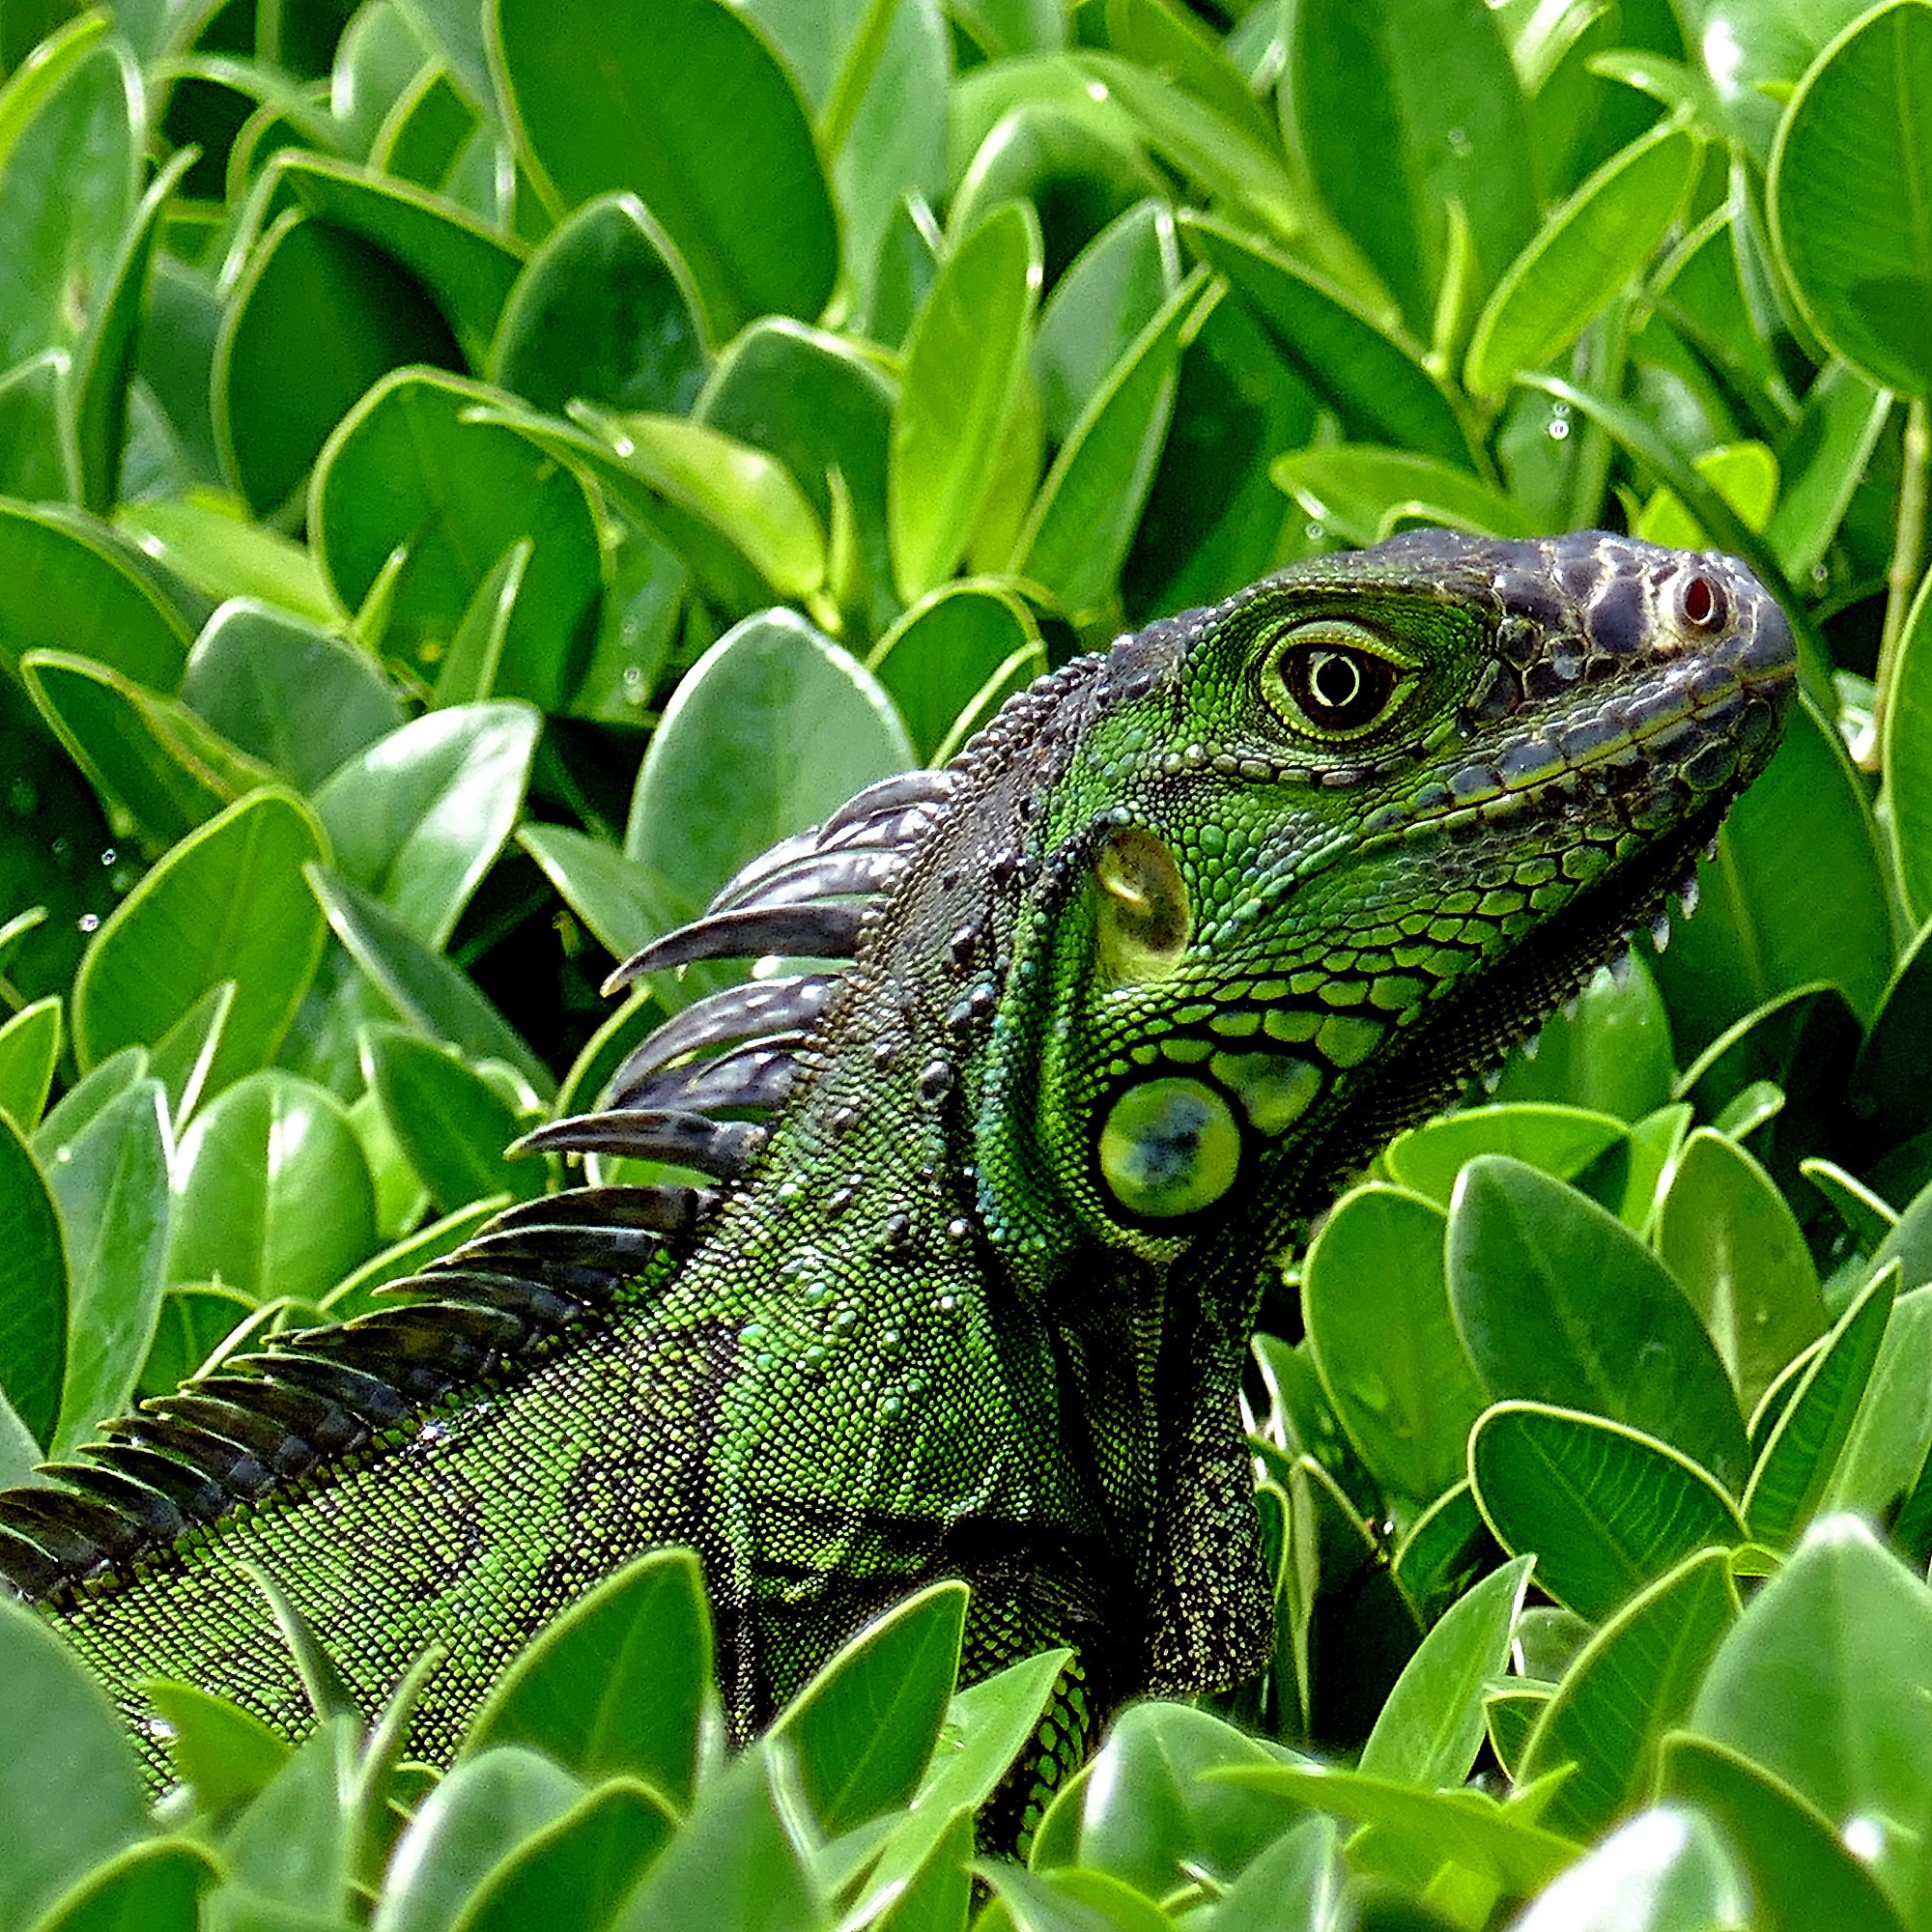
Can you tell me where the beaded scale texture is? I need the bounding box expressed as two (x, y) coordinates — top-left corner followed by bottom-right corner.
(0, 529), (1796, 1833)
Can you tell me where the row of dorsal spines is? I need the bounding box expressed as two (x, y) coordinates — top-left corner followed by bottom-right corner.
(0, 766), (972, 1605)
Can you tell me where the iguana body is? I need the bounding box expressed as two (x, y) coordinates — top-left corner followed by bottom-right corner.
(0, 531), (1795, 1812)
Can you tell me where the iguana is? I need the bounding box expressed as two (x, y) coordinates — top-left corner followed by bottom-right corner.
(0, 529), (1794, 1830)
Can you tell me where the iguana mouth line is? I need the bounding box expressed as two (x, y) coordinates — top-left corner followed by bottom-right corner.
(1360, 645), (1796, 854)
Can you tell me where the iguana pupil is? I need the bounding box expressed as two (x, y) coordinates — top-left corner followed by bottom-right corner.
(0, 529), (1799, 1836)
(1294, 643), (1388, 728)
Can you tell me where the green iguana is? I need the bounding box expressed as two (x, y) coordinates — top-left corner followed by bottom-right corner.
(0, 530), (1794, 1832)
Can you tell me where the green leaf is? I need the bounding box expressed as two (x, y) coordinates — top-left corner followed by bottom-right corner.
(866, 1804), (972, 1932)
(0, 1105), (65, 1447)
(47, 1077), (170, 1456)
(429, 539), (528, 709)
(890, 200), (1041, 602)
(313, 702), (538, 949)
(1490, 954), (1676, 1123)
(215, 210), (464, 518)
(370, 1747), (582, 1932)
(1180, 213), (1471, 467)
(1384, 1102), (1625, 1206)
(1677, 985), (1862, 1192)
(489, 191), (707, 416)
(1390, 1482), (1495, 1625)
(517, 825), (691, 969)
(179, 600), (406, 796)
(570, 406), (828, 606)
(167, 1068), (378, 1304)
(1465, 124), (1700, 399)
(23, 648), (273, 846)
(1764, 361), (1892, 582)
(1033, 199), (1179, 448)
(1449, 1155), (1749, 1489)
(1469, 1403), (1746, 1622)
(1887, 567), (1932, 925)
(1658, 1734), (1907, 1932)
(1650, 696), (1892, 1050)
(695, 317), (899, 639)
(149, 980), (234, 1128)
(852, 1648), (1071, 1921)
(1507, 1806), (1747, 1932)
(26, 1835), (222, 1932)
(1270, 443), (1538, 546)
(768, 1579), (967, 1833)
(1804, 1158), (1897, 1250)
(363, 1029), (543, 1215)
(1519, 1548), (1738, 1838)
(624, 608), (913, 914)
(1770, 0), (1932, 396)
(35, 1047), (146, 1167)
(142, 1679), (293, 1813)
(116, 498), (336, 625)
(1050, 1704), (1302, 1897)
(1013, 270), (1196, 616)
(1743, 1264), (1897, 1545)
(0, 994), (60, 1131)
(491, 0), (838, 338)
(1360, 1553), (1532, 1788)
(1657, 1128), (1828, 1416)
(0, 500), (192, 690)
(0, 350), (74, 501)
(1302, 1184), (1487, 1502)
(218, 1718), (360, 1919)
(464, 1547), (710, 1808)
(73, 788), (328, 1094)
(607, 1744), (827, 1932)
(1213, 1761), (1578, 1894)
(259, 152), (525, 365)
(1852, 917), (1932, 1151)
(1200, 1813), (1344, 1932)
(312, 367), (602, 710)
(447, 1779), (677, 1932)
(0, 1592), (149, 1932)
(304, 867), (554, 1099)
(1825, 1284), (1932, 1520)
(1077, 53), (1306, 255)
(1287, 0), (1535, 334)
(72, 148), (195, 516)
(976, 1862), (1177, 1932)
(867, 582), (1045, 766)
(0, 17), (139, 371)
(1872, 1176), (1932, 1300)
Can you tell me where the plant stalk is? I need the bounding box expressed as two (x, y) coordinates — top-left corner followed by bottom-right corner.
(1876, 393), (1931, 765)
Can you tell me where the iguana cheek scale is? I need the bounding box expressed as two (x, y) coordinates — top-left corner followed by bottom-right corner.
(0, 530), (1795, 1829)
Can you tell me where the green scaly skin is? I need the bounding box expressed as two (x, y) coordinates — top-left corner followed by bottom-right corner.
(0, 530), (1795, 1834)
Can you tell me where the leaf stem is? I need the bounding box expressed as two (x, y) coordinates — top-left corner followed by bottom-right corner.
(1877, 394), (1930, 764)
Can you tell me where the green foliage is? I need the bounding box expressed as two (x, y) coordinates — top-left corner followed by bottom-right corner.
(2, 0), (1932, 1920)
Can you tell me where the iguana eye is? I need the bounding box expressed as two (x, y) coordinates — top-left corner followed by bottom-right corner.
(1264, 635), (1405, 737)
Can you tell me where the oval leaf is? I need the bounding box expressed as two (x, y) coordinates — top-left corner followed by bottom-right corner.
(1449, 1155), (1750, 1489)
(1470, 1402), (1745, 1622)
(73, 788), (328, 1094)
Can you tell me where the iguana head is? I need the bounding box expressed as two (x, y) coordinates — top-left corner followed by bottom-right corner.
(973, 528), (1796, 1270)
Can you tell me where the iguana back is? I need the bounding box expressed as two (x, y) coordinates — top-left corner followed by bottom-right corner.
(0, 530), (1796, 1801)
